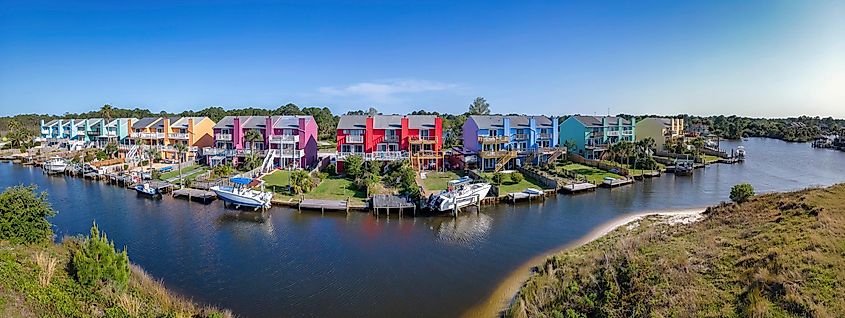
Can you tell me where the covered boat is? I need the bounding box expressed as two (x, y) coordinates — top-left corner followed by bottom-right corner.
(42, 156), (68, 174)
(210, 177), (273, 210)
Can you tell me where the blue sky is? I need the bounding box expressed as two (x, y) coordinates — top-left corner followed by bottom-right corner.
(1, 0), (843, 117)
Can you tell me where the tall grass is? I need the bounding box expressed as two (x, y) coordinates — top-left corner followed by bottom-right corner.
(33, 252), (58, 287)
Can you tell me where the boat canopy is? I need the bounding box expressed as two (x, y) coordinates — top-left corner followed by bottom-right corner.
(231, 177), (253, 185)
(448, 176), (473, 185)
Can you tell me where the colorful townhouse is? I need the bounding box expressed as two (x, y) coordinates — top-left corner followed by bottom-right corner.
(462, 115), (563, 171)
(635, 117), (684, 151)
(209, 116), (318, 169)
(130, 117), (215, 161)
(335, 115), (444, 171)
(40, 118), (136, 147)
(559, 115), (636, 159)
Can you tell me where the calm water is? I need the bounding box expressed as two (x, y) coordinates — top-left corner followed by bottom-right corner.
(2, 138), (844, 317)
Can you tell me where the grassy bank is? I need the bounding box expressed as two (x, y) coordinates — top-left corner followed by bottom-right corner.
(0, 239), (228, 317)
(507, 184), (845, 317)
(267, 172), (368, 205)
(419, 171), (462, 192)
(557, 163), (622, 184)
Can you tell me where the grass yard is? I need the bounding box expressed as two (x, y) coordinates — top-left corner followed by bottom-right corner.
(268, 173), (367, 205)
(419, 171), (462, 192)
(481, 172), (549, 194)
(158, 164), (203, 180)
(262, 169), (293, 187)
(702, 154), (720, 163)
(558, 163), (622, 184)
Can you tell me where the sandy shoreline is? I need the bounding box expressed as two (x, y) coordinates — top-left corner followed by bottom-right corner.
(460, 207), (707, 318)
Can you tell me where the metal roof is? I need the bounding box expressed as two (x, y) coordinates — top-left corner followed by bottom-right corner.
(336, 115), (437, 130)
(468, 115), (554, 129)
(213, 116), (312, 130)
(571, 115), (632, 127)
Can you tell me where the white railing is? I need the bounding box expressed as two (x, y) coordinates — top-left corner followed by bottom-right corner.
(99, 131), (118, 137)
(169, 133), (189, 139)
(382, 135), (399, 143)
(365, 151), (409, 161)
(344, 135), (364, 143)
(606, 130), (620, 137)
(215, 133), (233, 141)
(269, 135), (299, 143)
(40, 129), (50, 134)
(622, 130), (634, 135)
(537, 133), (553, 139)
(513, 134), (529, 140)
(269, 148), (304, 158)
(131, 132), (165, 139)
(203, 148), (237, 156)
(337, 152), (365, 160)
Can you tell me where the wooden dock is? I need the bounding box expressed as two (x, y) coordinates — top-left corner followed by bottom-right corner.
(602, 178), (634, 188)
(561, 182), (597, 193)
(172, 188), (217, 202)
(298, 198), (350, 213)
(506, 191), (548, 204)
(372, 194), (416, 217)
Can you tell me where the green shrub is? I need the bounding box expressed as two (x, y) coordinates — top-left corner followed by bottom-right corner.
(290, 170), (315, 194)
(344, 155), (364, 179)
(492, 172), (506, 185)
(730, 183), (755, 203)
(212, 164), (235, 178)
(72, 223), (130, 289)
(0, 185), (56, 244)
(511, 172), (524, 183)
(325, 163), (337, 176)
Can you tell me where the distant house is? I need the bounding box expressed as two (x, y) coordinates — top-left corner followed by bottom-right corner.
(130, 117), (215, 161)
(40, 118), (136, 147)
(335, 115), (444, 171)
(559, 116), (635, 159)
(686, 123), (710, 136)
(462, 115), (561, 171)
(635, 117), (684, 151)
(210, 116), (318, 169)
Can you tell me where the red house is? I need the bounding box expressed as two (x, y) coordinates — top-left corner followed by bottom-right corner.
(336, 115), (444, 171)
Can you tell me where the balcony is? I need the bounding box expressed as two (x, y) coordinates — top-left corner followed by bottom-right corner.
(479, 150), (517, 158)
(344, 135), (364, 143)
(337, 152), (365, 160)
(87, 130), (101, 136)
(269, 135), (299, 143)
(606, 130), (620, 137)
(365, 151), (409, 161)
(98, 131), (118, 138)
(269, 148), (304, 158)
(409, 135), (437, 144)
(537, 133), (553, 139)
(382, 135), (399, 143)
(478, 136), (509, 144)
(513, 133), (529, 140)
(215, 133), (233, 141)
(410, 150), (442, 158)
(203, 148), (237, 156)
(40, 129), (50, 135)
(131, 132), (165, 139)
(169, 133), (189, 139)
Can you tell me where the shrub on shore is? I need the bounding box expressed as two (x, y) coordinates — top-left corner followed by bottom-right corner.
(72, 223), (130, 289)
(730, 183), (755, 203)
(0, 185), (56, 244)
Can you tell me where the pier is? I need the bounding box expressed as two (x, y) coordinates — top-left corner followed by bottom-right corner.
(298, 198), (350, 213)
(372, 194), (416, 217)
(561, 182), (597, 193)
(172, 188), (217, 203)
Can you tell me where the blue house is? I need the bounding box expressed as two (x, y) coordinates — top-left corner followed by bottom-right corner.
(462, 115), (562, 171)
(559, 115), (636, 159)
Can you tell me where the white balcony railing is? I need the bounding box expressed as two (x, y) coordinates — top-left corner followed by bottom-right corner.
(513, 134), (528, 140)
(365, 151), (409, 161)
(537, 133), (553, 139)
(40, 129), (50, 135)
(606, 130), (620, 137)
(337, 151), (365, 160)
(203, 148), (237, 156)
(131, 132), (165, 139)
(269, 135), (299, 143)
(382, 135), (399, 143)
(215, 133), (233, 141)
(622, 130), (634, 135)
(169, 133), (189, 139)
(269, 148), (304, 158)
(344, 135), (364, 143)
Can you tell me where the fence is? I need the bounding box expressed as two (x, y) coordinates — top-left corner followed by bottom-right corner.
(516, 166), (559, 189)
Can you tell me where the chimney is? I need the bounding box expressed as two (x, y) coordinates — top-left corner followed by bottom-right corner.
(434, 117), (443, 151)
(265, 116), (274, 145)
(58, 119), (63, 137)
(233, 117), (242, 150)
(298, 117), (307, 149)
(502, 117), (511, 139)
(365, 116), (374, 153)
(162, 117), (171, 143)
(551, 116), (559, 147)
(188, 118), (195, 144)
(401, 116), (409, 149)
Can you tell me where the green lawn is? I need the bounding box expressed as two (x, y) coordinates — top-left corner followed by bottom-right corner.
(480, 172), (549, 194)
(558, 163), (622, 184)
(158, 164), (203, 180)
(702, 155), (720, 163)
(262, 169), (293, 187)
(268, 174), (367, 204)
(420, 171), (462, 192)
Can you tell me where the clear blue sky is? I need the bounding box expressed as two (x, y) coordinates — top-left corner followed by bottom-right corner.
(1, 0), (843, 117)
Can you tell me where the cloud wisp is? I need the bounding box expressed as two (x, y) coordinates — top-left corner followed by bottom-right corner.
(318, 79), (463, 103)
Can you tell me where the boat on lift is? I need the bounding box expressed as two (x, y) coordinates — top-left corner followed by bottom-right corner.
(427, 176), (491, 212)
(42, 156), (68, 174)
(210, 177), (273, 210)
(736, 146), (747, 161)
(134, 183), (160, 197)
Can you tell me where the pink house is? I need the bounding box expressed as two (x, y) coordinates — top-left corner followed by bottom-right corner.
(210, 116), (318, 169)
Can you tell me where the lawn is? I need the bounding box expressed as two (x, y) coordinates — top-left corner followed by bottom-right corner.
(702, 155), (720, 163)
(480, 172), (549, 194)
(419, 171), (462, 192)
(262, 169), (293, 187)
(267, 173), (367, 204)
(158, 164), (204, 180)
(558, 163), (622, 184)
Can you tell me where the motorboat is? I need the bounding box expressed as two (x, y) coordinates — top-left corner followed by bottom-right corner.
(134, 183), (160, 196)
(602, 176), (618, 185)
(674, 160), (694, 176)
(210, 177), (273, 210)
(42, 157), (68, 174)
(427, 177), (491, 212)
(524, 188), (543, 195)
(736, 146), (746, 161)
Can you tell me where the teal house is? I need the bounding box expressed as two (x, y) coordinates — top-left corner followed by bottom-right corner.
(558, 116), (636, 159)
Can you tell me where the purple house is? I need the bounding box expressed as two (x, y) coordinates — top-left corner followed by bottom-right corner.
(210, 116), (318, 169)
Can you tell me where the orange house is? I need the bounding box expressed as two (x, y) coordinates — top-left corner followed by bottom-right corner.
(130, 117), (215, 161)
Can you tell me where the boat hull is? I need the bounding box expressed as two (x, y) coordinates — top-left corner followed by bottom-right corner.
(210, 186), (272, 208)
(432, 183), (491, 212)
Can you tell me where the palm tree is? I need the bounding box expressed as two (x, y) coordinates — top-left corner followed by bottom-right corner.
(144, 147), (158, 171)
(100, 104), (113, 122)
(244, 129), (264, 170)
(174, 143), (188, 187)
(104, 142), (118, 159)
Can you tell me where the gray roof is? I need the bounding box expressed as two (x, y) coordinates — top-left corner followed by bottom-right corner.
(469, 115), (554, 129)
(337, 115), (437, 130)
(213, 116), (312, 130)
(170, 117), (206, 129)
(44, 119), (60, 126)
(132, 117), (161, 129)
(572, 115), (631, 127)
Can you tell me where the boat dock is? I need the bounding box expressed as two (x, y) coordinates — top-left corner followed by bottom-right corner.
(602, 178), (634, 188)
(506, 190), (552, 204)
(561, 182), (597, 193)
(372, 194), (416, 217)
(172, 188), (217, 203)
(141, 181), (175, 194)
(298, 198), (350, 213)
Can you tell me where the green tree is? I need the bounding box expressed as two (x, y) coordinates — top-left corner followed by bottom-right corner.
(730, 183), (755, 203)
(289, 170), (314, 194)
(174, 142), (189, 187)
(492, 172), (506, 185)
(344, 155), (364, 179)
(274, 103), (303, 115)
(563, 139), (578, 152)
(468, 97), (491, 115)
(72, 222), (130, 289)
(100, 104), (113, 121)
(104, 142), (118, 159)
(511, 171), (524, 183)
(0, 185), (56, 244)
(144, 147), (158, 170)
(244, 129), (264, 170)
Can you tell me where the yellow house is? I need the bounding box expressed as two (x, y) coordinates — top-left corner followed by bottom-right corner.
(635, 117), (684, 150)
(131, 117), (215, 161)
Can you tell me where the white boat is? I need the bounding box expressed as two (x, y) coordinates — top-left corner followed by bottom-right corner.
(524, 188), (543, 195)
(210, 177), (273, 210)
(134, 183), (160, 196)
(736, 146), (747, 161)
(428, 177), (491, 212)
(43, 157), (68, 174)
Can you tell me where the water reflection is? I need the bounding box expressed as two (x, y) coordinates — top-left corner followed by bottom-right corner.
(427, 213), (493, 246)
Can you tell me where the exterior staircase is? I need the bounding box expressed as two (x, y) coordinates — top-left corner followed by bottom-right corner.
(126, 145), (140, 163)
(494, 151), (518, 172)
(546, 148), (566, 164)
(261, 149), (278, 173)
